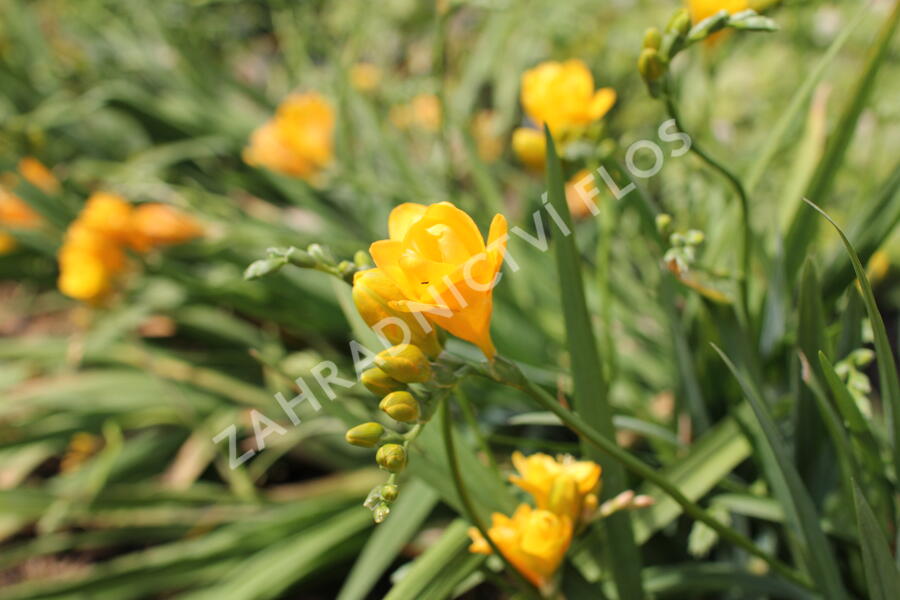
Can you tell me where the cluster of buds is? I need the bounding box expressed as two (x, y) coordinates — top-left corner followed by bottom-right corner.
(835, 348), (876, 411)
(244, 243), (366, 284)
(638, 7), (778, 97)
(347, 343), (435, 523)
(657, 215), (705, 277)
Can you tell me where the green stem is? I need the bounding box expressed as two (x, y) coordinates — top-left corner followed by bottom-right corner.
(455, 388), (501, 476)
(439, 396), (544, 600)
(473, 357), (814, 592)
(664, 95), (752, 325)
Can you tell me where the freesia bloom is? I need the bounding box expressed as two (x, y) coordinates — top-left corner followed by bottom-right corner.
(468, 504), (573, 590)
(514, 59), (615, 169)
(369, 202), (507, 359)
(510, 451), (601, 524)
(243, 92), (334, 180)
(129, 203), (204, 251)
(18, 157), (60, 194)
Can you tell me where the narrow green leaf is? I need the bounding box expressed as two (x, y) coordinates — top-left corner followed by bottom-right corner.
(852, 481), (900, 600)
(544, 127), (644, 599)
(337, 479), (439, 600)
(713, 345), (847, 599)
(804, 199), (900, 476)
(383, 520), (474, 600)
(784, 1), (900, 280)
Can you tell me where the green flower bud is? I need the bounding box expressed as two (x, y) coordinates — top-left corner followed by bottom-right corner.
(655, 213), (672, 234)
(666, 8), (691, 37)
(345, 422), (385, 448)
(376, 443), (407, 473)
(686, 230), (705, 246)
(373, 502), (391, 523)
(381, 484), (399, 502)
(307, 243), (335, 266)
(638, 48), (666, 83)
(361, 366), (407, 397)
(375, 344), (432, 383)
(379, 391), (420, 423)
(643, 27), (662, 50)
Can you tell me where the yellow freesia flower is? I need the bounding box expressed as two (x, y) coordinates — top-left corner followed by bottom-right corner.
(510, 451), (601, 524)
(369, 202), (507, 359)
(18, 157), (60, 195)
(468, 503), (573, 590)
(129, 203), (204, 252)
(514, 59), (615, 169)
(687, 0), (749, 24)
(243, 92), (335, 180)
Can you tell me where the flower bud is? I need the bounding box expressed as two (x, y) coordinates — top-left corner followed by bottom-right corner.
(373, 502), (391, 523)
(666, 8), (691, 37)
(643, 27), (662, 50)
(352, 269), (442, 357)
(307, 243), (335, 266)
(361, 366), (406, 397)
(850, 348), (875, 368)
(376, 443), (407, 473)
(638, 48), (666, 83)
(379, 391), (420, 423)
(375, 344), (432, 384)
(686, 230), (705, 246)
(345, 422), (385, 448)
(655, 213), (672, 234)
(381, 483), (399, 502)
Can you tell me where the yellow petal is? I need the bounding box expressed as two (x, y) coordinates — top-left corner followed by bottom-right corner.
(388, 203), (428, 241)
(587, 87), (616, 122)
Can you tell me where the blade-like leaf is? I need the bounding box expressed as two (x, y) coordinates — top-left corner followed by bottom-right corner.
(544, 127), (643, 599)
(852, 481), (900, 600)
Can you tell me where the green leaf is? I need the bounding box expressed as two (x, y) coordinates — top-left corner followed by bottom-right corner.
(804, 199), (900, 476)
(713, 345), (847, 599)
(337, 479), (439, 600)
(783, 2), (900, 280)
(852, 481), (900, 600)
(544, 127), (644, 599)
(383, 520), (475, 600)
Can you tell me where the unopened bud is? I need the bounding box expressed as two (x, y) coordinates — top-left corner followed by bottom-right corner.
(379, 391), (420, 423)
(643, 27), (662, 50)
(361, 366), (406, 397)
(633, 495), (656, 508)
(638, 48), (666, 83)
(655, 213), (672, 234)
(381, 484), (399, 502)
(375, 344), (432, 383)
(376, 443), (408, 473)
(686, 230), (705, 245)
(354, 250), (371, 268)
(666, 8), (691, 37)
(373, 502), (391, 523)
(307, 243), (335, 265)
(345, 422), (385, 448)
(850, 348), (875, 368)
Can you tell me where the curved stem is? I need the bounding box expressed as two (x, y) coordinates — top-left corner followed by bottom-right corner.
(440, 396), (544, 600)
(664, 95), (752, 325)
(473, 358), (814, 592)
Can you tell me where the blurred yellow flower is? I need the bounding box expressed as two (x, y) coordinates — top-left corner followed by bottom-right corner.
(565, 169), (600, 220)
(390, 93), (442, 132)
(57, 192), (201, 303)
(369, 202), (507, 359)
(521, 59), (616, 135)
(129, 203), (204, 252)
(468, 504), (573, 589)
(18, 157), (60, 195)
(243, 92), (335, 180)
(687, 0), (749, 24)
(510, 451), (601, 524)
(0, 232), (16, 254)
(0, 187), (43, 254)
(514, 59), (615, 169)
(472, 110), (503, 163)
(350, 62), (382, 92)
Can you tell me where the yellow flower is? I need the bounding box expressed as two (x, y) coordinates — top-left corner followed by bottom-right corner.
(0, 186), (44, 254)
(129, 203), (203, 252)
(244, 92), (335, 180)
(511, 128), (547, 172)
(509, 451), (601, 523)
(687, 0), (749, 24)
(350, 63), (382, 92)
(57, 224), (125, 303)
(79, 192), (133, 243)
(468, 504), (573, 590)
(390, 94), (442, 132)
(565, 169), (600, 220)
(520, 59), (616, 135)
(18, 157), (60, 195)
(369, 202), (507, 359)
(352, 268), (443, 358)
(472, 110), (503, 163)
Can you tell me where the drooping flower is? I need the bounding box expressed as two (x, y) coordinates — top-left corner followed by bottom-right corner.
(509, 451), (601, 524)
(243, 92), (335, 180)
(368, 202), (507, 359)
(513, 59), (616, 169)
(468, 504), (573, 590)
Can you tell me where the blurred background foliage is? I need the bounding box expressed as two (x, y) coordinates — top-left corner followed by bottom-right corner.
(0, 0), (898, 598)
